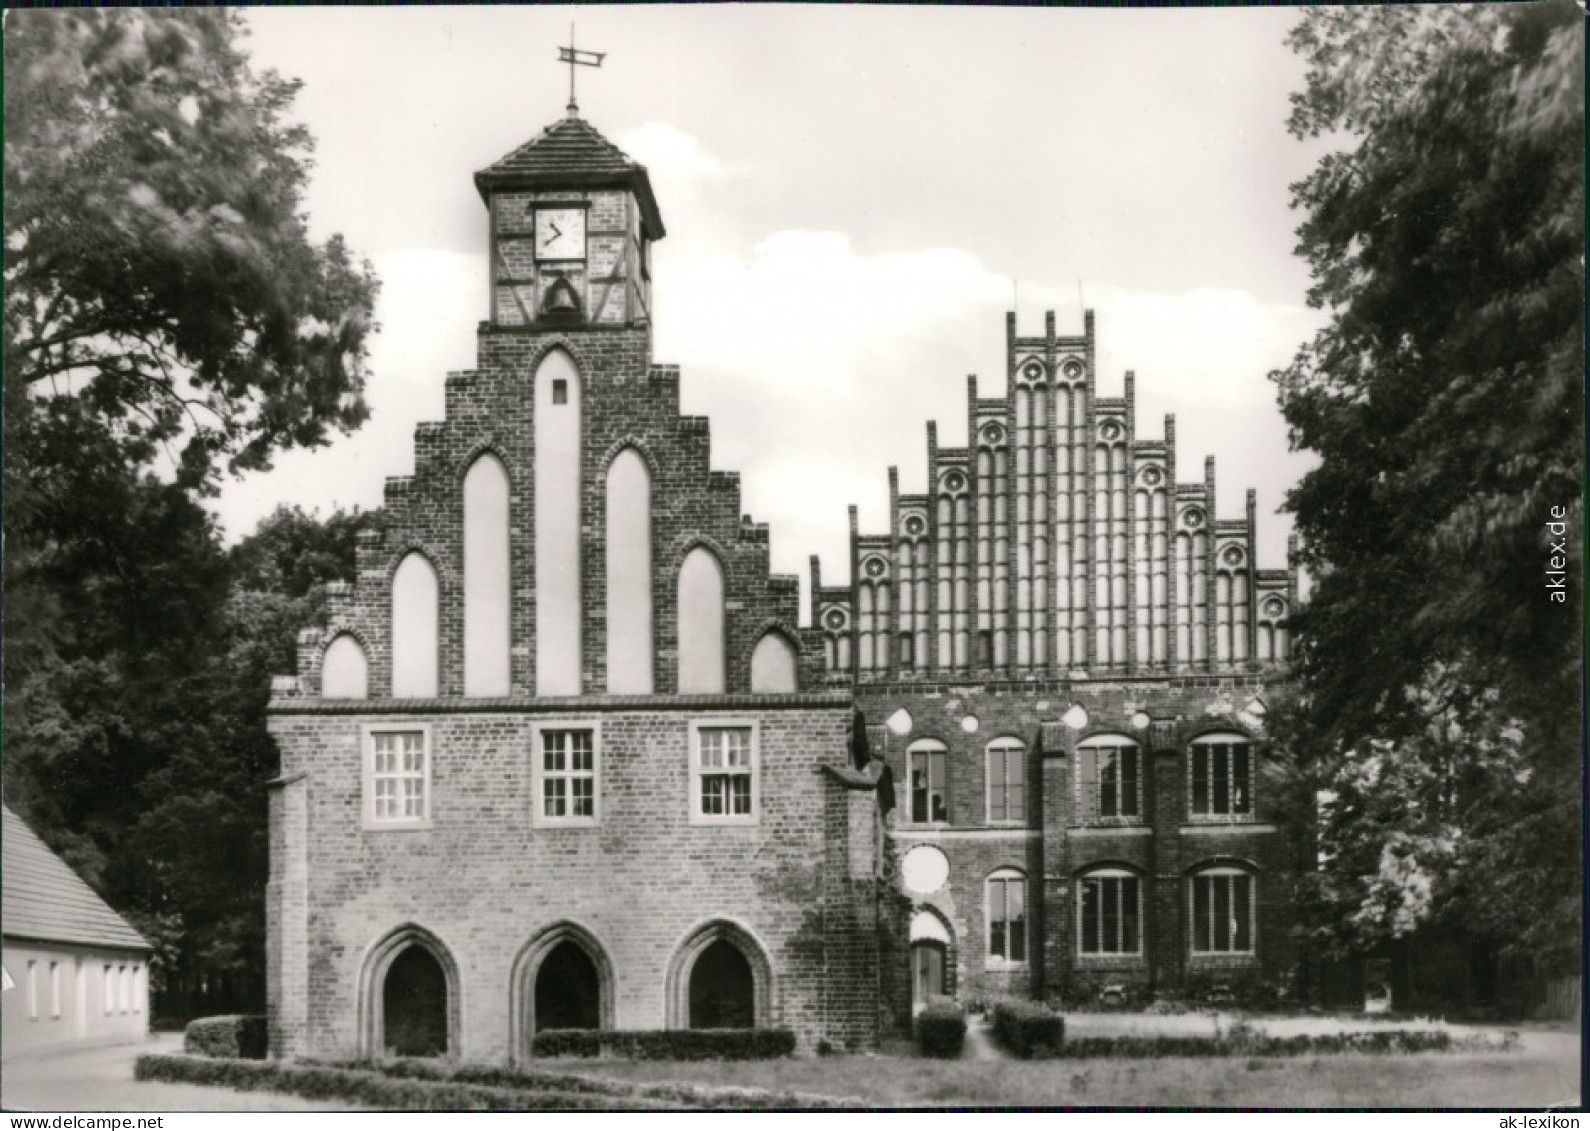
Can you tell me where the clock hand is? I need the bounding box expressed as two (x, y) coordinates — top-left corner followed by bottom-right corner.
(546, 221), (563, 244)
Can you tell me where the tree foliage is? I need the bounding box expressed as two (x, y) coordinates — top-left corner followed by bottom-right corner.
(4, 8), (378, 490)
(3, 9), (381, 1014)
(1273, 4), (1583, 970)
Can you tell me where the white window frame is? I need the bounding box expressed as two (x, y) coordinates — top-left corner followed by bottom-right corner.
(363, 723), (434, 830)
(908, 738), (950, 826)
(1077, 868), (1144, 957)
(984, 738), (1026, 824)
(532, 720), (602, 827)
(1189, 867), (1257, 955)
(1189, 733), (1254, 820)
(985, 868), (1029, 969)
(689, 719), (760, 827)
(1077, 735), (1143, 822)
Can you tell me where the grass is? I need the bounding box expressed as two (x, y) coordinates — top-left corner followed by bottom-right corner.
(542, 1029), (1580, 1108)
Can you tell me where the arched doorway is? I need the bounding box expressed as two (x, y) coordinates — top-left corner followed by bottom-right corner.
(534, 940), (601, 1031)
(911, 941), (947, 1009)
(382, 945), (449, 1057)
(688, 939), (754, 1029)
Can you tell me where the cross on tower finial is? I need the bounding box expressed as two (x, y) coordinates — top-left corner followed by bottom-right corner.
(557, 24), (606, 117)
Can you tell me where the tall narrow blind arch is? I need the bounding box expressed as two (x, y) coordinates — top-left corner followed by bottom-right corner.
(605, 448), (652, 694)
(749, 632), (797, 693)
(321, 634), (369, 699)
(677, 547), (725, 693)
(463, 453), (511, 696)
(392, 553), (439, 698)
(535, 350), (582, 695)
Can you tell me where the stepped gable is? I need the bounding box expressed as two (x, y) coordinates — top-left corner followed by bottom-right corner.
(812, 310), (1298, 682)
(474, 114), (665, 239)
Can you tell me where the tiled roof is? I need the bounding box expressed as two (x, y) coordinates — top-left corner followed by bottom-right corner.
(474, 113), (666, 239)
(2, 807), (150, 952)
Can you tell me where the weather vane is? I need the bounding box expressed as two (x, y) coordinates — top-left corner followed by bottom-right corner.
(558, 25), (605, 116)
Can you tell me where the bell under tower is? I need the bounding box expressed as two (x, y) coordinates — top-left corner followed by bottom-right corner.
(473, 110), (665, 331)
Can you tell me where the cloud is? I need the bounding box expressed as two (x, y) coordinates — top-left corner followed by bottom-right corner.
(615, 122), (747, 203)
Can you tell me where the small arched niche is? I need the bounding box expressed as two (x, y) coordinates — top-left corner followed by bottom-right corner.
(749, 632), (797, 693)
(321, 634), (369, 699)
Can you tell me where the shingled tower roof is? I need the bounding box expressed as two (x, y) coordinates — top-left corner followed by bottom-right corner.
(2, 806), (149, 952)
(474, 113), (666, 240)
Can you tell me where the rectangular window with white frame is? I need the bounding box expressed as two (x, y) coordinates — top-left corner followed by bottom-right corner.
(1078, 736), (1141, 821)
(986, 870), (1028, 966)
(1190, 869), (1255, 954)
(534, 723), (600, 825)
(909, 740), (949, 824)
(1190, 735), (1253, 818)
(690, 720), (759, 825)
(364, 724), (433, 829)
(1079, 871), (1142, 955)
(985, 739), (1026, 823)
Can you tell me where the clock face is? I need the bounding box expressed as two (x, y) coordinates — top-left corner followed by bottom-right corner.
(535, 208), (585, 261)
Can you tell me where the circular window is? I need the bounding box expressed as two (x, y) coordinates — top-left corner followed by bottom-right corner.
(1263, 597), (1286, 618)
(904, 514), (926, 537)
(901, 846), (951, 895)
(981, 423), (1005, 446)
(864, 557), (887, 578)
(1141, 467), (1164, 487)
(1182, 508), (1205, 529)
(1062, 358), (1084, 380)
(1022, 360), (1045, 381)
(1222, 546), (1245, 568)
(824, 609), (847, 631)
(1100, 421), (1123, 443)
(942, 471), (966, 493)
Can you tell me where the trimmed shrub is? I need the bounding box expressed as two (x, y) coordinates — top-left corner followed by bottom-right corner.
(184, 1015), (268, 1060)
(1053, 1027), (1519, 1059)
(914, 1002), (966, 1058)
(992, 1000), (1066, 1059)
(150, 1052), (860, 1110)
(528, 1028), (796, 1061)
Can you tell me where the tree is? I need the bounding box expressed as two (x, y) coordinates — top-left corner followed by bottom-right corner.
(3, 9), (380, 1015)
(1273, 3), (1583, 980)
(4, 9), (378, 492)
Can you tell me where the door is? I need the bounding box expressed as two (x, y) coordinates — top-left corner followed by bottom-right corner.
(912, 941), (946, 1010)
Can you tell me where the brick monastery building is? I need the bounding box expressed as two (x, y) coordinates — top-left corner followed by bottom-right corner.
(266, 107), (1301, 1062)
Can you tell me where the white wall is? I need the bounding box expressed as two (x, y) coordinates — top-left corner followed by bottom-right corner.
(535, 350), (582, 696)
(1, 941), (148, 1058)
(463, 453), (512, 697)
(605, 448), (653, 694)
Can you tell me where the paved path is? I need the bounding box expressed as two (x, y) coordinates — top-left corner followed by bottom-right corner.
(1, 1033), (349, 1113)
(963, 1017), (1007, 1060)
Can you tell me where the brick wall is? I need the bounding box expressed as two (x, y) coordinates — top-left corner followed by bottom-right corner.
(267, 699), (877, 1059)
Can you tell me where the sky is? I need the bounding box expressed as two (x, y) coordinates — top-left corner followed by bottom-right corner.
(226, 5), (1329, 614)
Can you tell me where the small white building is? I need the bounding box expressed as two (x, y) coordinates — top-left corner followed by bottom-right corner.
(2, 806), (152, 1056)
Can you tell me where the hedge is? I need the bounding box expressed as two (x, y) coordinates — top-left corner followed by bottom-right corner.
(528, 1028), (796, 1061)
(135, 1054), (676, 1111)
(184, 1015), (268, 1060)
(329, 1058), (856, 1110)
(991, 1000), (1066, 1059)
(914, 1003), (966, 1059)
(138, 1053), (858, 1110)
(1054, 1027), (1520, 1059)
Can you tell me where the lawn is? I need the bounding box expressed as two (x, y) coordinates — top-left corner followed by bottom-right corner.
(540, 1025), (1581, 1109)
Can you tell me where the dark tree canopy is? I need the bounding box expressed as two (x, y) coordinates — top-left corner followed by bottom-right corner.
(4, 8), (378, 490)
(3, 9), (381, 1015)
(1273, 4), (1583, 968)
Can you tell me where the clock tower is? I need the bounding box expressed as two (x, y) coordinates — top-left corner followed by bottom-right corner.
(474, 110), (665, 329)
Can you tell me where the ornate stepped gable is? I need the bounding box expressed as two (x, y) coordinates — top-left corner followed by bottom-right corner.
(280, 115), (816, 703)
(813, 311), (1297, 683)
